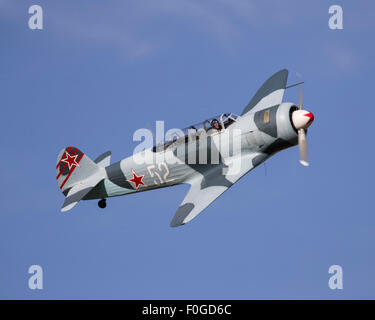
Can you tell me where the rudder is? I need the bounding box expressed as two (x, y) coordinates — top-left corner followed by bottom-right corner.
(56, 146), (100, 194)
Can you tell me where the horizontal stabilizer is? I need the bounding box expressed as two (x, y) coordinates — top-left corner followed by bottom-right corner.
(94, 151), (112, 167)
(61, 177), (103, 212)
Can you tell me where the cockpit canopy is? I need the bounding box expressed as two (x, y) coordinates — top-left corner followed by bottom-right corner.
(188, 112), (239, 133)
(169, 112), (239, 139)
(153, 113), (239, 152)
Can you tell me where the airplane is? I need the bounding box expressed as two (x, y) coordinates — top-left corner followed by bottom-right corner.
(56, 69), (314, 227)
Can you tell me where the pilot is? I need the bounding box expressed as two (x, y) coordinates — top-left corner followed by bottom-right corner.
(210, 119), (221, 131)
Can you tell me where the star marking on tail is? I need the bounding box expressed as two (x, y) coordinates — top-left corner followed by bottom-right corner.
(61, 151), (80, 170)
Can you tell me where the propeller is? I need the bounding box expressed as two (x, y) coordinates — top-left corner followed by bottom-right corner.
(291, 82), (314, 166)
(298, 127), (308, 166)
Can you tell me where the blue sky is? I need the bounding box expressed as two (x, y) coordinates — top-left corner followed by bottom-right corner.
(0, 0), (374, 299)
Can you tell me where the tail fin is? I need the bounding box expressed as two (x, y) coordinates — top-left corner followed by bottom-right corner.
(56, 146), (104, 212)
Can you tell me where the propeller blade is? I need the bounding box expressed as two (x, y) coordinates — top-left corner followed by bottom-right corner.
(298, 84), (303, 110)
(298, 128), (309, 166)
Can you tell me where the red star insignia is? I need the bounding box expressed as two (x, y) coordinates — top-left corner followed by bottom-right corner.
(61, 151), (80, 170)
(126, 169), (146, 190)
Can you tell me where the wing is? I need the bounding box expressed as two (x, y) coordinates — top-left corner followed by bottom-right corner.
(241, 69), (288, 116)
(170, 152), (262, 227)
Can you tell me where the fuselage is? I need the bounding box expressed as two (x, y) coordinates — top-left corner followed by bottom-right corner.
(84, 102), (299, 201)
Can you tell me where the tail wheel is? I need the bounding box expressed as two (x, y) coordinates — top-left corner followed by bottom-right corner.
(98, 199), (107, 209)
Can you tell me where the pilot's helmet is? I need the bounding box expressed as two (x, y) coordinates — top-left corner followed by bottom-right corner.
(211, 119), (220, 129)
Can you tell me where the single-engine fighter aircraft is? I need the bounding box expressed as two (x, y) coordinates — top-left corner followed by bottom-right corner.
(56, 69), (314, 227)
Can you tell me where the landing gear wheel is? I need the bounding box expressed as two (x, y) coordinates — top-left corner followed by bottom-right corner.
(98, 199), (107, 209)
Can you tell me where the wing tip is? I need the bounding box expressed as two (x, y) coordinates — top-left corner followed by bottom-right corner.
(241, 69), (289, 116)
(170, 221), (185, 228)
(169, 203), (194, 228)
